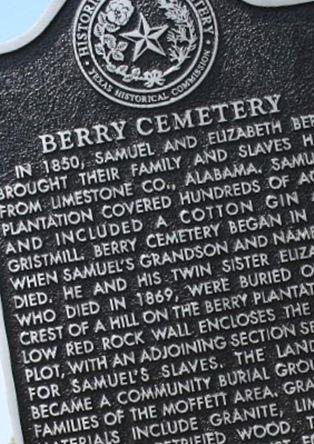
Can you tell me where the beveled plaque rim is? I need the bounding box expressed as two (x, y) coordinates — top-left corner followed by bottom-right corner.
(0, 302), (24, 444)
(0, 0), (67, 55)
(242, 0), (313, 7)
(0, 0), (312, 56)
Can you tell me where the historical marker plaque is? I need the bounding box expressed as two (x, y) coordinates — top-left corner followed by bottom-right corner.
(0, 0), (314, 443)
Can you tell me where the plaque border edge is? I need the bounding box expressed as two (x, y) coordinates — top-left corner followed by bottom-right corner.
(241, 0), (313, 6)
(0, 0), (68, 55)
(0, 301), (24, 444)
(0, 0), (312, 56)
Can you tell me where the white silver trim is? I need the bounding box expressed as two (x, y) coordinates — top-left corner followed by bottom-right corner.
(0, 0), (312, 55)
(0, 2), (67, 442)
(0, 303), (24, 444)
(242, 0), (312, 6)
(0, 0), (67, 55)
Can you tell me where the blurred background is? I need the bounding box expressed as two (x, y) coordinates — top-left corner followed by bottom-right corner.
(0, 0), (54, 43)
(0, 2), (57, 441)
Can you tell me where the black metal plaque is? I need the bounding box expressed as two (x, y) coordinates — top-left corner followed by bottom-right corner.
(0, 0), (314, 443)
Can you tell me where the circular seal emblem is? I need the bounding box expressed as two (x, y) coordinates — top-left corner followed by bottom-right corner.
(73, 0), (218, 108)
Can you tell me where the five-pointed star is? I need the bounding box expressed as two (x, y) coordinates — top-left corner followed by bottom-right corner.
(122, 14), (168, 62)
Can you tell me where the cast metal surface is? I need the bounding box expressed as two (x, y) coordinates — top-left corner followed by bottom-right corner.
(0, 0), (313, 443)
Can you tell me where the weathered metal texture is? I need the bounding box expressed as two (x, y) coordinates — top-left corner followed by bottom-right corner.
(0, 0), (313, 443)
